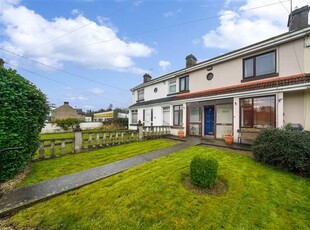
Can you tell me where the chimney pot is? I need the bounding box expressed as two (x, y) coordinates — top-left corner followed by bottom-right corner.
(143, 73), (152, 83)
(288, 5), (310, 32)
(185, 54), (197, 68)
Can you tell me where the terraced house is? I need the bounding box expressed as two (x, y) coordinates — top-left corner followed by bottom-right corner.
(129, 6), (310, 142)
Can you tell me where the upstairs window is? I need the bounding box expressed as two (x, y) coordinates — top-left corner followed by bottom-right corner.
(168, 79), (176, 94)
(243, 50), (276, 79)
(137, 89), (144, 101)
(179, 76), (189, 92)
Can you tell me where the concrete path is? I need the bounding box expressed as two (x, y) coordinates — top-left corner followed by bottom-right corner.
(0, 138), (200, 217)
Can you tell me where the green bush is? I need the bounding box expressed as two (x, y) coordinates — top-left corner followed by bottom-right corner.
(53, 118), (82, 131)
(253, 128), (310, 177)
(190, 155), (218, 188)
(0, 67), (49, 181)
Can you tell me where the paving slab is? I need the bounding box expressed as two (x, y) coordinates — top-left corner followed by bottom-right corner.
(0, 138), (200, 217)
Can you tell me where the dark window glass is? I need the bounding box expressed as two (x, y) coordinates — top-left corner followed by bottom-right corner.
(173, 105), (183, 126)
(240, 96), (275, 128)
(243, 51), (276, 79)
(179, 76), (189, 91)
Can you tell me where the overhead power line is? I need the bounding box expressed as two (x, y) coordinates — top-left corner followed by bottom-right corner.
(60, 0), (290, 52)
(1, 47), (128, 92)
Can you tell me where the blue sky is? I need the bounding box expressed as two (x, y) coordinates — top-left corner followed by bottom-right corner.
(0, 0), (309, 111)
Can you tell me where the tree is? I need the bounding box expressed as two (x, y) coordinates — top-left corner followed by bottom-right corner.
(53, 118), (82, 131)
(0, 67), (49, 181)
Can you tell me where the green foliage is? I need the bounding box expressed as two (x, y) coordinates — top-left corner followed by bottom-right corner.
(0, 67), (49, 181)
(190, 155), (218, 188)
(253, 128), (310, 177)
(102, 118), (128, 129)
(53, 118), (82, 131)
(11, 147), (310, 229)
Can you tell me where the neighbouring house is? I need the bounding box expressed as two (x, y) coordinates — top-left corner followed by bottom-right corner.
(93, 110), (128, 122)
(128, 6), (310, 143)
(51, 102), (85, 122)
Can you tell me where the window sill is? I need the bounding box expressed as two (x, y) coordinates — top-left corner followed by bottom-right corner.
(241, 73), (278, 82)
(171, 126), (184, 129)
(136, 99), (145, 103)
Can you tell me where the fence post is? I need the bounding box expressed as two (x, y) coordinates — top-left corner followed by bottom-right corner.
(137, 120), (143, 141)
(74, 125), (83, 153)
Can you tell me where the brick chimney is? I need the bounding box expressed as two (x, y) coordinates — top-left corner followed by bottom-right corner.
(288, 5), (310, 32)
(0, 58), (4, 67)
(185, 54), (197, 68)
(143, 73), (152, 83)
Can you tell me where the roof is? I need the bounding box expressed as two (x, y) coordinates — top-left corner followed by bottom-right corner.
(129, 73), (310, 108)
(131, 26), (310, 91)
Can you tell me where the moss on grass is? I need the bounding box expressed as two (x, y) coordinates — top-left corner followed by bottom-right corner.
(12, 146), (310, 229)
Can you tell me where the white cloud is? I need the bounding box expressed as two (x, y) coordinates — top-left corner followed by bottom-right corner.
(163, 8), (182, 17)
(67, 96), (89, 101)
(202, 0), (310, 50)
(89, 87), (104, 94)
(159, 60), (171, 71)
(0, 0), (153, 73)
(71, 9), (84, 16)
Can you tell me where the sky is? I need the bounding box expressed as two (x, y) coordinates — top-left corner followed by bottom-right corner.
(0, 0), (309, 111)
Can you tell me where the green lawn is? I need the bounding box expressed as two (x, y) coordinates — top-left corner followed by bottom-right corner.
(21, 139), (177, 186)
(11, 146), (310, 229)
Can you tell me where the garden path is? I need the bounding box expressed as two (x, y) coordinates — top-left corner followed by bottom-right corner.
(0, 138), (201, 217)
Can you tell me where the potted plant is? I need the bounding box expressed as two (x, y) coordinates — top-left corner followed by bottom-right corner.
(223, 127), (233, 145)
(178, 128), (185, 139)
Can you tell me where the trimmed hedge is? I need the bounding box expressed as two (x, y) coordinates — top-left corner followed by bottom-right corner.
(253, 128), (310, 177)
(0, 67), (49, 181)
(190, 155), (218, 188)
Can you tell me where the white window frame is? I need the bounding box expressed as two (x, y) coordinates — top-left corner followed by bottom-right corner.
(168, 78), (176, 94)
(137, 89), (144, 101)
(131, 110), (138, 124)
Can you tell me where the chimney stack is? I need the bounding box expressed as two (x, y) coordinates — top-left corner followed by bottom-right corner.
(185, 54), (197, 68)
(64, 102), (69, 105)
(0, 58), (4, 67)
(288, 5), (310, 32)
(143, 73), (152, 83)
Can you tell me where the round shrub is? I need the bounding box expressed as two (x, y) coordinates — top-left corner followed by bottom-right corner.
(0, 67), (49, 181)
(253, 128), (310, 177)
(190, 155), (218, 188)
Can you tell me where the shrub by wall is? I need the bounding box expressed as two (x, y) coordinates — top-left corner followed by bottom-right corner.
(252, 128), (310, 177)
(0, 67), (49, 181)
(190, 155), (218, 188)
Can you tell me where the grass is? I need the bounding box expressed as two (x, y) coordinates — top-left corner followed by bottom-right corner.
(20, 139), (177, 186)
(11, 146), (310, 229)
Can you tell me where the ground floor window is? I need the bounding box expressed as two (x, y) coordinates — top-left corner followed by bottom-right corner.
(173, 105), (183, 126)
(131, 110), (138, 124)
(189, 107), (201, 135)
(240, 95), (275, 128)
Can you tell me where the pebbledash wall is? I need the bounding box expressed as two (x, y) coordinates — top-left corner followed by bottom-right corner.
(128, 6), (310, 141)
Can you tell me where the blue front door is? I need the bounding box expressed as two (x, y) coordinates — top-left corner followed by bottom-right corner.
(204, 106), (214, 135)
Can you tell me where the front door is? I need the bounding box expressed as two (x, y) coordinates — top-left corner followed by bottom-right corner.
(144, 109), (153, 126)
(204, 106), (214, 135)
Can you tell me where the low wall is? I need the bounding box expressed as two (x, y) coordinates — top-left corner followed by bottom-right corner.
(41, 122), (103, 134)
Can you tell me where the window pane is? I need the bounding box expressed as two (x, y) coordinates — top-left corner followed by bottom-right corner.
(241, 99), (252, 106)
(244, 59), (253, 78)
(241, 106), (252, 127)
(256, 52), (275, 76)
(169, 79), (176, 93)
(189, 108), (200, 122)
(216, 104), (232, 124)
(253, 96), (275, 128)
(173, 105), (183, 126)
(138, 90), (144, 100)
(163, 107), (170, 125)
(131, 110), (137, 124)
(180, 78), (185, 91)
(189, 124), (201, 135)
(216, 125), (233, 138)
